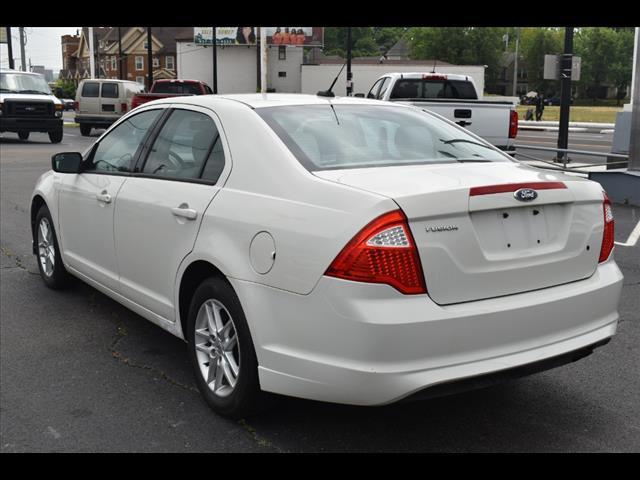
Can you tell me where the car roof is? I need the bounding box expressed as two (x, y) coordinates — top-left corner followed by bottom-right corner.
(384, 72), (472, 81)
(180, 93), (404, 109)
(0, 69), (44, 76)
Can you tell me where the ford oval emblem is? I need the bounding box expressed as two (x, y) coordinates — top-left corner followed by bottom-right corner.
(514, 188), (538, 202)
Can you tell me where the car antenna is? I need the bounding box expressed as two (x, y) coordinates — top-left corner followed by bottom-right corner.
(317, 61), (347, 97)
(431, 59), (437, 74)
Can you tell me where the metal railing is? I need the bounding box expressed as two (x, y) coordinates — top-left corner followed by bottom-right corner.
(512, 144), (629, 174)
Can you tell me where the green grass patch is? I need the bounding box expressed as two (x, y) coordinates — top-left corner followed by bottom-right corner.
(516, 105), (621, 123)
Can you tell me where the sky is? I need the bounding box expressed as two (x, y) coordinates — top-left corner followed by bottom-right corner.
(1, 27), (80, 73)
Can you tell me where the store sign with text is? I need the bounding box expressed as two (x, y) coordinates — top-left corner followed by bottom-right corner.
(194, 27), (323, 47)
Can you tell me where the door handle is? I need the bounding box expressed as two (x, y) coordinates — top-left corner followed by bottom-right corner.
(96, 191), (112, 203)
(171, 205), (198, 220)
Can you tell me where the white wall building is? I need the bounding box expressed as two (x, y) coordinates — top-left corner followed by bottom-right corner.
(177, 42), (303, 94)
(177, 42), (487, 98)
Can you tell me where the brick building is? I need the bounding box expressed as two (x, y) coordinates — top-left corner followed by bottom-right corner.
(60, 27), (192, 88)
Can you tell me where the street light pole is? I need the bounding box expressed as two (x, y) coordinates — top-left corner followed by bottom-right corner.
(556, 26), (574, 163)
(6, 27), (15, 70)
(346, 27), (352, 96)
(212, 26), (218, 94)
(19, 27), (26, 71)
(512, 27), (520, 97)
(628, 27), (640, 171)
(147, 27), (153, 90)
(118, 27), (123, 80)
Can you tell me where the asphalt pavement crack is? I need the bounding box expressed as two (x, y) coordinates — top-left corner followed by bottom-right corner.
(108, 320), (199, 394)
(238, 419), (287, 453)
(0, 245), (39, 275)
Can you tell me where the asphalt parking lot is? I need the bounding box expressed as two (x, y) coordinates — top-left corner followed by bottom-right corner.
(1, 126), (639, 452)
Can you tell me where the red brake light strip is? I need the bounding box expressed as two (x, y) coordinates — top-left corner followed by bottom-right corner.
(469, 182), (566, 196)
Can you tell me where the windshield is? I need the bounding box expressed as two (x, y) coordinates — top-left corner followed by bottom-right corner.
(257, 104), (510, 171)
(389, 79), (478, 100)
(152, 82), (202, 95)
(0, 72), (52, 95)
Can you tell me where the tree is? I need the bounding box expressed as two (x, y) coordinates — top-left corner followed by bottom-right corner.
(519, 27), (563, 96)
(54, 79), (76, 99)
(407, 27), (507, 93)
(322, 27), (379, 58)
(575, 27), (634, 104)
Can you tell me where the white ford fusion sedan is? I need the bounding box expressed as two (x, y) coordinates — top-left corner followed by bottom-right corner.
(31, 94), (623, 418)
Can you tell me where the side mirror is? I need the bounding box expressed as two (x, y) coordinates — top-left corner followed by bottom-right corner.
(367, 93), (376, 99)
(52, 152), (82, 173)
(354, 93), (365, 98)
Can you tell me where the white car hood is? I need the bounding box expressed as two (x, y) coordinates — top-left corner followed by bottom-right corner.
(0, 93), (61, 104)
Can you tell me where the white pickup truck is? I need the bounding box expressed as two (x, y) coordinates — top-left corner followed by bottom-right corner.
(362, 72), (518, 152)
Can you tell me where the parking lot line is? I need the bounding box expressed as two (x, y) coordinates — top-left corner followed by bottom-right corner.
(615, 219), (640, 247)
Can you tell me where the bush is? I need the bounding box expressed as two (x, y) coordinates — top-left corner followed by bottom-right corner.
(54, 79), (76, 99)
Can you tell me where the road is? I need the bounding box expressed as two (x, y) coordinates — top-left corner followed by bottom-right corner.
(1, 126), (639, 452)
(515, 130), (617, 167)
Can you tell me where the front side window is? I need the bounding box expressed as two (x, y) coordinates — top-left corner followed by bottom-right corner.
(135, 56), (144, 70)
(257, 104), (509, 171)
(367, 78), (384, 99)
(81, 82), (99, 97)
(377, 77), (391, 99)
(84, 109), (162, 173)
(142, 109), (224, 182)
(101, 83), (118, 98)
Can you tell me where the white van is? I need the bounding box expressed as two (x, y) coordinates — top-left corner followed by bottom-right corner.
(75, 79), (144, 136)
(0, 69), (64, 143)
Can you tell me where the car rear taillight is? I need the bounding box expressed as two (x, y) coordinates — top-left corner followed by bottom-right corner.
(325, 210), (427, 294)
(121, 103), (128, 113)
(599, 191), (615, 263)
(509, 110), (518, 138)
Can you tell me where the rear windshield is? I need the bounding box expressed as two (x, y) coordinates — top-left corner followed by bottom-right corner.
(390, 79), (478, 100)
(257, 104), (509, 171)
(152, 82), (203, 95)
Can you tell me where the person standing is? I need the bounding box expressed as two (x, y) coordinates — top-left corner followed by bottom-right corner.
(535, 93), (545, 121)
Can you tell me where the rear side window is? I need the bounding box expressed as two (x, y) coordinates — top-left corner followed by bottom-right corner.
(84, 109), (162, 173)
(142, 109), (224, 182)
(81, 82), (99, 98)
(101, 83), (118, 98)
(390, 79), (478, 100)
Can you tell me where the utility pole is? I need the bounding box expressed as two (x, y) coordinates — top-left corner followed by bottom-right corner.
(88, 27), (95, 79)
(628, 27), (640, 171)
(212, 26), (218, 94)
(18, 27), (26, 71)
(118, 27), (123, 80)
(556, 26), (573, 162)
(346, 27), (353, 96)
(6, 27), (15, 69)
(512, 27), (520, 97)
(147, 27), (153, 90)
(260, 27), (267, 93)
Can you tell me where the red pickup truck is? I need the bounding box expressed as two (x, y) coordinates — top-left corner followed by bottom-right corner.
(131, 79), (213, 109)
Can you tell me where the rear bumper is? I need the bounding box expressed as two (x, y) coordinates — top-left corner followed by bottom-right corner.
(231, 259), (623, 406)
(75, 114), (121, 127)
(0, 117), (62, 133)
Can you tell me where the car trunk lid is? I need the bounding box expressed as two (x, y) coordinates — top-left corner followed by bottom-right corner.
(315, 162), (605, 304)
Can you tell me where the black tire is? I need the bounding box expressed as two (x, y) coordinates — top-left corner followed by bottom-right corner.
(18, 131), (30, 141)
(49, 130), (63, 144)
(187, 276), (268, 419)
(79, 124), (91, 136)
(34, 204), (73, 289)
